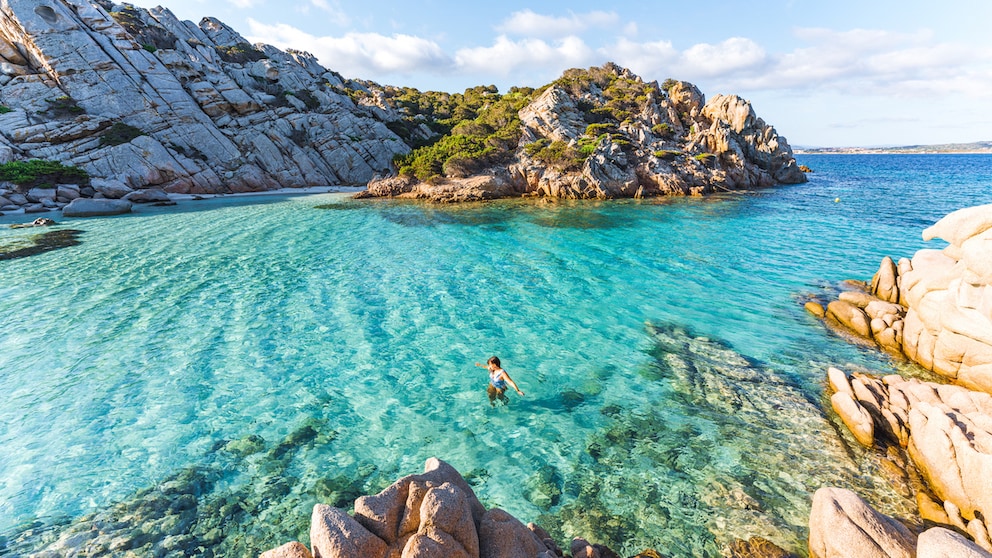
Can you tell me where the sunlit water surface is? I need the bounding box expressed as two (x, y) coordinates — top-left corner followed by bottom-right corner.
(1, 154), (990, 556)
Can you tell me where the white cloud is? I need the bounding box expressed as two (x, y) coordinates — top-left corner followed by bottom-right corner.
(680, 38), (768, 77)
(246, 19), (452, 77)
(305, 0), (350, 26)
(455, 35), (595, 76)
(496, 9), (620, 38)
(227, 0), (259, 8)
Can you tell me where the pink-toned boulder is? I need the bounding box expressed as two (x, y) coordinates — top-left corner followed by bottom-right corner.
(808, 487), (915, 558)
(916, 527), (992, 558)
(403, 483), (478, 558)
(478, 508), (547, 558)
(310, 504), (387, 558)
(260, 541), (313, 558)
(354, 458), (486, 551)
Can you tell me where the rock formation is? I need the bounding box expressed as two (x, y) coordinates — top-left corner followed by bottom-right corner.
(361, 64), (806, 202)
(807, 488), (992, 558)
(261, 457), (629, 558)
(825, 366), (992, 553)
(811, 203), (992, 394)
(0, 0), (409, 214)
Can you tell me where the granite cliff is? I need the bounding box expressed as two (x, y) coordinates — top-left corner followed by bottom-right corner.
(0, 3), (805, 212)
(0, 0), (407, 211)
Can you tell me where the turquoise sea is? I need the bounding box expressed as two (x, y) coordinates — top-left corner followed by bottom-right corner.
(0, 154), (990, 556)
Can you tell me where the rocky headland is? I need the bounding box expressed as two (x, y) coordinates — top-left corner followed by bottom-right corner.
(804, 203), (992, 557)
(360, 64), (806, 202)
(0, 1), (805, 217)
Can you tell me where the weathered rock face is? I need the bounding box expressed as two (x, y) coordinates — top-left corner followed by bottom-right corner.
(365, 64), (806, 202)
(825, 366), (992, 552)
(815, 204), (992, 393)
(808, 487), (916, 558)
(0, 0), (408, 204)
(267, 458), (591, 558)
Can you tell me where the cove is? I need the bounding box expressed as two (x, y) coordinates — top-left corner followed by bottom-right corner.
(1, 154), (991, 556)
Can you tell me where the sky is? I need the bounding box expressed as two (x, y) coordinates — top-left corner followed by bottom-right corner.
(122, 0), (992, 148)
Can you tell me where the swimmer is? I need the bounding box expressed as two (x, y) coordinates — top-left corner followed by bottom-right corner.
(475, 356), (524, 406)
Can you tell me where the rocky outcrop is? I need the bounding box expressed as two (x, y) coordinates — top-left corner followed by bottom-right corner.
(263, 457), (628, 558)
(364, 64), (805, 202)
(0, 0), (408, 213)
(807, 488), (992, 558)
(808, 487), (916, 558)
(812, 204), (992, 393)
(825, 366), (992, 552)
(61, 197), (131, 216)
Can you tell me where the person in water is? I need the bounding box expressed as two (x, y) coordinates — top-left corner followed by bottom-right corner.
(476, 356), (524, 406)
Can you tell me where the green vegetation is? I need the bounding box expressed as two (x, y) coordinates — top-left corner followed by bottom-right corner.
(661, 78), (679, 92)
(0, 105), (11, 114)
(215, 43), (267, 64)
(653, 150), (682, 160)
(45, 96), (84, 117)
(142, 44), (156, 53)
(291, 90), (321, 111)
(391, 86), (534, 181)
(651, 123), (672, 137)
(100, 122), (145, 147)
(525, 140), (584, 172)
(552, 63), (660, 125)
(0, 159), (89, 188)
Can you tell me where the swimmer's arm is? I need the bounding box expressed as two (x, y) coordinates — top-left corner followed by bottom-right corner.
(502, 371), (524, 396)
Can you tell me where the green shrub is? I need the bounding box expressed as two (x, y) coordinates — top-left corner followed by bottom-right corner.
(45, 96), (84, 117)
(528, 140), (583, 172)
(524, 139), (551, 157)
(293, 90), (321, 111)
(661, 78), (679, 92)
(653, 150), (682, 160)
(0, 159), (89, 188)
(0, 105), (11, 114)
(100, 122), (145, 146)
(651, 123), (672, 137)
(142, 43), (156, 53)
(693, 153), (716, 166)
(215, 43), (267, 64)
(585, 123), (614, 136)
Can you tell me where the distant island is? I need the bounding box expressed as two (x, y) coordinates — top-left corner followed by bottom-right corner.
(795, 141), (992, 154)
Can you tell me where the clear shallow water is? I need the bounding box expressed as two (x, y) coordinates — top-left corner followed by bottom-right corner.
(0, 154), (990, 556)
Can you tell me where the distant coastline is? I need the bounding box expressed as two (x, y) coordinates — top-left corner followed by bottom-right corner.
(795, 140), (992, 155)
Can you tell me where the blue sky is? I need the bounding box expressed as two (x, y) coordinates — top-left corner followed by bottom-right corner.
(125, 0), (992, 147)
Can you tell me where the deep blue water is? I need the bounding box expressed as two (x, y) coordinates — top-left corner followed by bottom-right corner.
(0, 154), (989, 556)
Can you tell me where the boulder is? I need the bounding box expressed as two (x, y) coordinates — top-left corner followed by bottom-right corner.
(871, 256), (901, 303)
(808, 487), (915, 558)
(404, 483), (479, 558)
(830, 391), (874, 446)
(260, 542), (313, 558)
(826, 299), (873, 339)
(26, 187), (56, 202)
(309, 504), (387, 558)
(916, 527), (992, 558)
(124, 188), (171, 203)
(478, 508), (547, 558)
(62, 198), (132, 217)
(91, 178), (134, 199)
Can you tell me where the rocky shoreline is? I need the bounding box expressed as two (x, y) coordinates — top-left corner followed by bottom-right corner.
(803, 203), (992, 557)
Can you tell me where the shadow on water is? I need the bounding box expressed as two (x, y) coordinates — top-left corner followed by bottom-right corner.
(0, 229), (83, 261)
